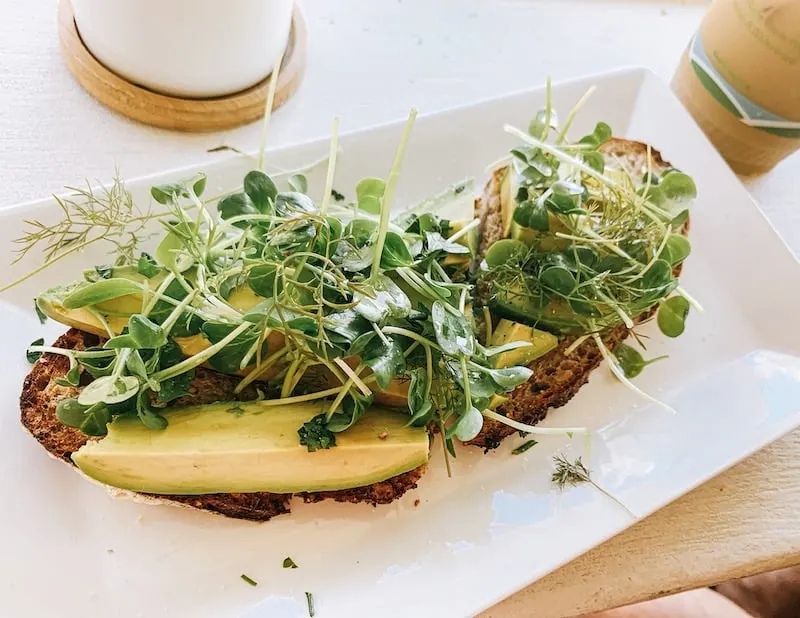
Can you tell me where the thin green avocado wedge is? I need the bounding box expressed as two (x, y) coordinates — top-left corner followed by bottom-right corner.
(35, 266), (264, 353)
(72, 402), (429, 495)
(490, 319), (557, 368)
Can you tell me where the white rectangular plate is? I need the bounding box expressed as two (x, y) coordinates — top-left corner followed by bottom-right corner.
(1, 67), (800, 618)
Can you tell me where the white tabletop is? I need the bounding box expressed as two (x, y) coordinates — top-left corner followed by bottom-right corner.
(3, 1), (800, 616)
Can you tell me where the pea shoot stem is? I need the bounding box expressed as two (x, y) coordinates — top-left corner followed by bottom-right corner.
(446, 218), (480, 243)
(150, 322), (251, 382)
(482, 409), (588, 436)
(257, 47), (285, 171)
(556, 85), (596, 144)
(591, 332), (677, 414)
(318, 118), (340, 217)
(370, 109), (418, 282)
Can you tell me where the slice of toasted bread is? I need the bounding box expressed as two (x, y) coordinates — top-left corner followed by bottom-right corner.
(469, 138), (687, 449)
(20, 328), (425, 521)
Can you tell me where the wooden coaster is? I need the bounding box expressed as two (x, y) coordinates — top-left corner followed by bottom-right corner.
(58, 0), (307, 132)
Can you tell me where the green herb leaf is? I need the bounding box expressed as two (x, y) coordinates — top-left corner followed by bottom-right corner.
(240, 574), (258, 587)
(137, 253), (160, 278)
(128, 314), (168, 349)
(54, 354), (81, 387)
(63, 278), (142, 309)
(136, 389), (168, 430)
(513, 199), (549, 231)
(247, 264), (280, 298)
(424, 231), (470, 254)
(453, 405), (483, 441)
(540, 266), (576, 296)
(218, 192), (258, 225)
(244, 170), (278, 214)
(613, 343), (668, 379)
(104, 334), (139, 349)
(484, 239), (527, 268)
(512, 439), (538, 455)
(327, 393), (373, 433)
(662, 234), (691, 266)
(154, 222), (195, 272)
(78, 375), (140, 406)
(660, 171), (697, 201)
(657, 296), (690, 338)
(305, 592), (315, 618)
(362, 336), (405, 390)
(282, 557), (299, 569)
(379, 232), (414, 269)
(148, 280), (203, 337)
(94, 264), (114, 280)
(56, 398), (111, 436)
(484, 365), (533, 390)
(355, 178), (386, 215)
(323, 309), (371, 347)
(331, 188), (345, 202)
(26, 338), (44, 364)
(202, 322), (260, 373)
(407, 367), (434, 426)
(288, 174), (308, 194)
(431, 301), (475, 356)
(34, 299), (48, 324)
(125, 350), (149, 381)
(298, 414), (337, 452)
(80, 348), (116, 378)
(156, 339), (194, 403)
(353, 275), (411, 322)
(582, 151), (605, 173)
(672, 209), (690, 230)
(579, 121), (612, 146)
(150, 183), (186, 205)
(192, 174), (207, 198)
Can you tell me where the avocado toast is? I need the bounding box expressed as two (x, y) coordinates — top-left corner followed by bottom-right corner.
(15, 87), (698, 521)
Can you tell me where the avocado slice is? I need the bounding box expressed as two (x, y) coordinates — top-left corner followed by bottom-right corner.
(36, 266), (271, 361)
(72, 402), (429, 495)
(489, 286), (587, 335)
(490, 319), (558, 368)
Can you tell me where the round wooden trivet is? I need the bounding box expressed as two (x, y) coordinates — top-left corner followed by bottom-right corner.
(57, 0), (307, 132)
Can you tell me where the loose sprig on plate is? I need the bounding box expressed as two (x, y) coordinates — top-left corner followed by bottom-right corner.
(552, 454), (635, 517)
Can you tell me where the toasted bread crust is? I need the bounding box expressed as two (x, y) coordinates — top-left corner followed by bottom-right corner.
(20, 329), (424, 521)
(469, 138), (686, 449)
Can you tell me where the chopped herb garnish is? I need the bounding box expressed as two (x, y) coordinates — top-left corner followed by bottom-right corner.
(136, 253), (160, 278)
(511, 439), (538, 455)
(227, 403), (245, 416)
(26, 338), (44, 364)
(94, 264), (114, 279)
(282, 557), (298, 569)
(34, 299), (47, 324)
(305, 592), (315, 617)
(330, 188), (345, 202)
(240, 574), (258, 587)
(298, 415), (336, 452)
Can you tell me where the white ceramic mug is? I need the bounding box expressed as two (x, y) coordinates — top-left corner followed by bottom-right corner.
(70, 0), (294, 99)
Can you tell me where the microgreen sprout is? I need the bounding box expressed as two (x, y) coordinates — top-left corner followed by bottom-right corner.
(552, 454), (636, 517)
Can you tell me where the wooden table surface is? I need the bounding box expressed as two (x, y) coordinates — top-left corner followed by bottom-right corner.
(2, 1), (799, 616)
(484, 429), (800, 617)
